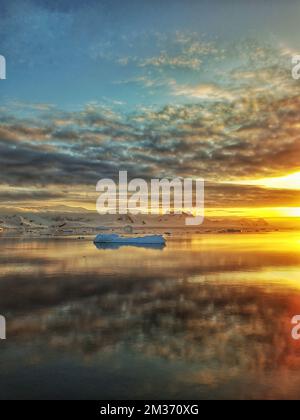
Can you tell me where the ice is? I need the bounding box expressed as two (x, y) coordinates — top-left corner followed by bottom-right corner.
(94, 233), (166, 245)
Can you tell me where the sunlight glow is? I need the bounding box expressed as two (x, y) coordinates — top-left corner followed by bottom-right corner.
(227, 171), (300, 190)
(206, 207), (300, 218)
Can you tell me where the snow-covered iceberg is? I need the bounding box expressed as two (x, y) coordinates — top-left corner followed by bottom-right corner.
(94, 233), (166, 245)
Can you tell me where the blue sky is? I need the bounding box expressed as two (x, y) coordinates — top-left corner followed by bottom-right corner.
(1, 0), (300, 110)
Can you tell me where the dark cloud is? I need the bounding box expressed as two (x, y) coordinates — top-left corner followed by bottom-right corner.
(0, 189), (64, 202)
(1, 75), (300, 208)
(205, 183), (300, 207)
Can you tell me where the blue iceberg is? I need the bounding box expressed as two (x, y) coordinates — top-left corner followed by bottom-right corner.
(94, 233), (166, 246)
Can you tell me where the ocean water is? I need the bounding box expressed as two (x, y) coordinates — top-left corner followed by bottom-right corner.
(0, 232), (300, 400)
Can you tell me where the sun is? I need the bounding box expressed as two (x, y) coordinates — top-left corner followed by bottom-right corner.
(283, 207), (300, 217)
(255, 172), (300, 190)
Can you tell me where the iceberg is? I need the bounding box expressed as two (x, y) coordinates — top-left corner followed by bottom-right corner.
(94, 233), (166, 246)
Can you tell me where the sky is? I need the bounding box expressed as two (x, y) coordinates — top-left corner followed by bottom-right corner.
(1, 0), (300, 217)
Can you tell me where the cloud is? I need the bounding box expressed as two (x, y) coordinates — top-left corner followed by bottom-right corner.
(205, 182), (300, 207)
(113, 31), (218, 72)
(0, 188), (64, 202)
(172, 83), (236, 101)
(139, 53), (203, 70)
(1, 76), (300, 191)
(1, 33), (300, 209)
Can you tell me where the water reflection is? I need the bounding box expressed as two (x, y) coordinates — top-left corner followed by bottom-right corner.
(94, 242), (165, 250)
(1, 232), (300, 399)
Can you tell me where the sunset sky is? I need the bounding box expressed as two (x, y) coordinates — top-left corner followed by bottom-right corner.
(1, 0), (300, 217)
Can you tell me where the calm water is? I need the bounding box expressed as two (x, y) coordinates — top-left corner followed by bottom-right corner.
(1, 232), (300, 400)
